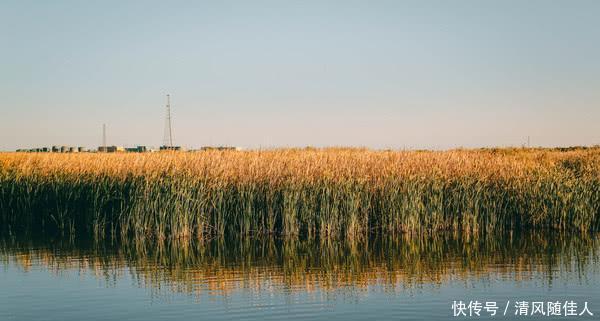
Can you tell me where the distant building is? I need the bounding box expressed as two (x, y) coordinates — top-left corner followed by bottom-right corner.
(98, 146), (124, 153)
(160, 146), (183, 151)
(15, 146), (86, 153)
(199, 146), (240, 151)
(125, 146), (148, 153)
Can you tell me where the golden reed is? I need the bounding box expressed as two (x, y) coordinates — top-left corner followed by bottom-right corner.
(1, 147), (599, 239)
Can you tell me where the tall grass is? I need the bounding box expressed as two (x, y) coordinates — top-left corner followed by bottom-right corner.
(0, 148), (599, 239)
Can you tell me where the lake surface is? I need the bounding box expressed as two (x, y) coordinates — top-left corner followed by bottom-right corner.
(1, 232), (599, 320)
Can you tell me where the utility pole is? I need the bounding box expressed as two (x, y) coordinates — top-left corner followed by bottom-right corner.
(527, 136), (530, 148)
(102, 123), (107, 152)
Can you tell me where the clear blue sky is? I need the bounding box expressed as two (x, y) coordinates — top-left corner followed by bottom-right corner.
(1, 0), (599, 150)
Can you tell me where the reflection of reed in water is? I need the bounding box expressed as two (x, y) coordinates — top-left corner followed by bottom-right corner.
(1, 232), (599, 297)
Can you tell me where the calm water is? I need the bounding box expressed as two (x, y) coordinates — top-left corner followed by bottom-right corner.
(1, 232), (599, 320)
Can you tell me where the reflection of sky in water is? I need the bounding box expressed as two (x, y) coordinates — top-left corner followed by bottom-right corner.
(1, 233), (599, 321)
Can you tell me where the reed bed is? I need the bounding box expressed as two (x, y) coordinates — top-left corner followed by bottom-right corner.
(0, 148), (599, 239)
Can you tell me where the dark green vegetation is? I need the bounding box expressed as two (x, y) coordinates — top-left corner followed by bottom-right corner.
(1, 148), (599, 240)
